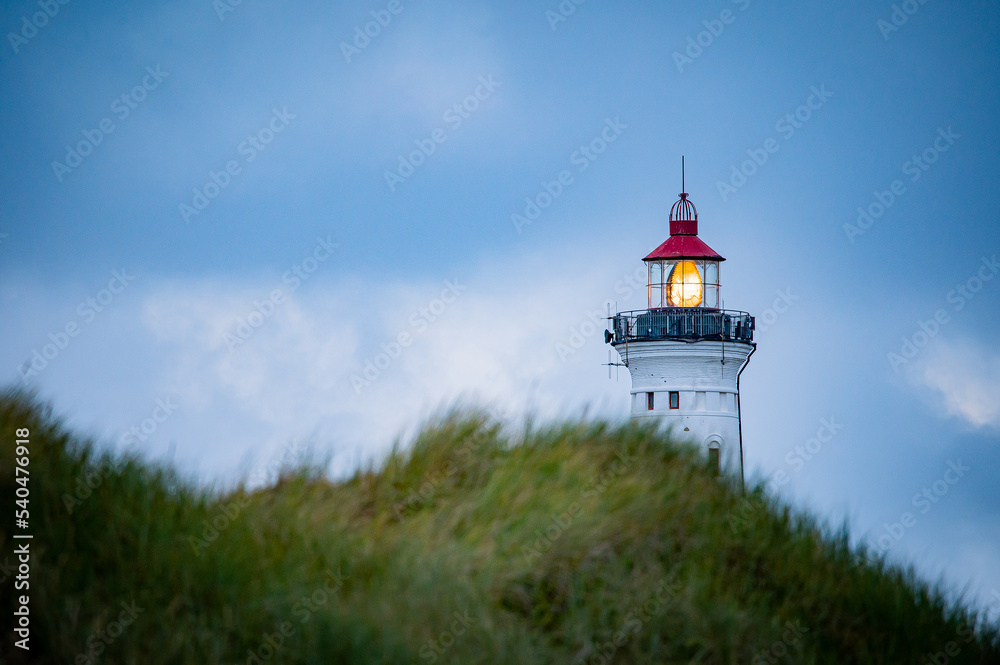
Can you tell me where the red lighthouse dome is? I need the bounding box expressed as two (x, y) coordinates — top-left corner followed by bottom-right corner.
(643, 161), (724, 309)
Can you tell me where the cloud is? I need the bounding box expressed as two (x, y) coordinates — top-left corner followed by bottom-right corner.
(128, 251), (635, 477)
(911, 340), (1000, 430)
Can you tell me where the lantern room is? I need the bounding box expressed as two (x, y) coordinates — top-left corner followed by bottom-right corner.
(644, 185), (724, 310)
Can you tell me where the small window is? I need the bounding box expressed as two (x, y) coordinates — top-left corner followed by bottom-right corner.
(708, 446), (720, 475)
(647, 392), (654, 410)
(669, 391), (679, 409)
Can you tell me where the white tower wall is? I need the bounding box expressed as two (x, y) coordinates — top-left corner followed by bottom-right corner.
(617, 339), (754, 475)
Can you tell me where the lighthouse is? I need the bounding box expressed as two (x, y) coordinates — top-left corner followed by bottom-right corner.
(606, 162), (755, 480)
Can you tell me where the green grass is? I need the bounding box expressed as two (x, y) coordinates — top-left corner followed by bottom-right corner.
(1, 387), (998, 664)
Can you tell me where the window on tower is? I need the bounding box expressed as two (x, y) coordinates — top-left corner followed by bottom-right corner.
(708, 445), (720, 476)
(647, 392), (654, 410)
(669, 391), (679, 409)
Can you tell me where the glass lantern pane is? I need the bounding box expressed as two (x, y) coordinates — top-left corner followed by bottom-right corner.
(704, 285), (719, 308)
(705, 261), (719, 287)
(648, 262), (666, 308)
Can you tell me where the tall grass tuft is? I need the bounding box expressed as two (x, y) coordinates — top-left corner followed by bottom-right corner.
(1, 388), (998, 664)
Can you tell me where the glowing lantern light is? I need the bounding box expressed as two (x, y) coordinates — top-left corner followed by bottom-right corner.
(668, 260), (703, 307)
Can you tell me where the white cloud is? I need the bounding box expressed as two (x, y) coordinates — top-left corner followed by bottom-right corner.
(911, 340), (1000, 430)
(128, 252), (635, 478)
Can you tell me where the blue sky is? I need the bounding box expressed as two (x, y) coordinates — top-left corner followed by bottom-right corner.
(2, 0), (999, 615)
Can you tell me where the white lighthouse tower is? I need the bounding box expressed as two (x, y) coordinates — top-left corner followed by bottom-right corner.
(606, 163), (755, 480)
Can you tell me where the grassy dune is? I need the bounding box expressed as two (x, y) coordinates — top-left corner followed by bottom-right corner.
(1, 388), (998, 664)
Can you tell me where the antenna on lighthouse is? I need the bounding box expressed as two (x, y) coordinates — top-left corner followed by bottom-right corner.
(681, 155), (685, 195)
(603, 302), (627, 380)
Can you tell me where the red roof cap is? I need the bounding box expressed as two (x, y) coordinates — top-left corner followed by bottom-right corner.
(644, 234), (725, 261)
(643, 189), (725, 261)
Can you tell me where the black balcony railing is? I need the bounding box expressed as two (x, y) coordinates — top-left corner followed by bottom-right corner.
(608, 308), (754, 344)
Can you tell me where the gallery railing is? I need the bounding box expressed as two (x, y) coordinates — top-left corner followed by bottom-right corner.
(608, 308), (754, 344)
